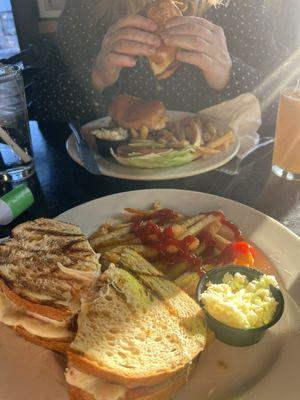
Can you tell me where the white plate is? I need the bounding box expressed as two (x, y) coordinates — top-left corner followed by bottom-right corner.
(1, 190), (300, 400)
(66, 111), (240, 180)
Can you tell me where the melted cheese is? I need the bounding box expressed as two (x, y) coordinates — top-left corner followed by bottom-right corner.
(65, 367), (126, 400)
(0, 293), (73, 339)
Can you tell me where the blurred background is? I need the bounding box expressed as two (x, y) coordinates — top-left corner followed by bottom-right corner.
(1, 0), (299, 61)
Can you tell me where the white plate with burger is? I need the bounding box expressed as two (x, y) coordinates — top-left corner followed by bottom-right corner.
(66, 95), (240, 181)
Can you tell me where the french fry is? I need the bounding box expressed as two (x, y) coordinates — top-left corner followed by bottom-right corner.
(180, 215), (206, 228)
(181, 214), (221, 238)
(152, 201), (161, 210)
(96, 237), (141, 253)
(175, 272), (200, 298)
(140, 126), (149, 140)
(130, 128), (139, 139)
(125, 207), (154, 216)
(207, 122), (217, 136)
(195, 146), (221, 155)
(192, 241), (206, 256)
(222, 140), (230, 151)
(214, 233), (231, 250)
(166, 262), (192, 280)
(90, 226), (134, 248)
(102, 244), (158, 260)
(89, 224), (111, 240)
(206, 220), (222, 236)
(110, 222), (133, 231)
(207, 131), (234, 149)
(169, 140), (190, 149)
(152, 261), (170, 274)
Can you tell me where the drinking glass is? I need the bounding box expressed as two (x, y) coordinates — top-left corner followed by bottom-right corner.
(0, 64), (34, 182)
(272, 86), (300, 181)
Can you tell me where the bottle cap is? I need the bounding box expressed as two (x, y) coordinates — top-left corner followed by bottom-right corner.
(0, 184), (34, 225)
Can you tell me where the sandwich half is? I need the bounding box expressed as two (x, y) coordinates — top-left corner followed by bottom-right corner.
(0, 218), (100, 353)
(66, 248), (207, 400)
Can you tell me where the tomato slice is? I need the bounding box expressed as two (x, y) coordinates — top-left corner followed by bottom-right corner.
(221, 242), (255, 267)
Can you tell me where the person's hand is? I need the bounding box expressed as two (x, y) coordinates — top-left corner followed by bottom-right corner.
(92, 15), (161, 91)
(162, 17), (232, 90)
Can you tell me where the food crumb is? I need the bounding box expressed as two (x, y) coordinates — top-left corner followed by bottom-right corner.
(218, 360), (228, 369)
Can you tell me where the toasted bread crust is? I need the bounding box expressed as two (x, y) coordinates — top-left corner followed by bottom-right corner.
(0, 280), (71, 322)
(14, 325), (72, 353)
(68, 351), (185, 389)
(68, 386), (95, 400)
(67, 360), (196, 400)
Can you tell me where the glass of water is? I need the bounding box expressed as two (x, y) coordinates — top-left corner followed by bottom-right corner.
(0, 64), (34, 182)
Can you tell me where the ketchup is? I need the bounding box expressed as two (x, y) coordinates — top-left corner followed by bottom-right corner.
(133, 219), (202, 267)
(131, 209), (253, 278)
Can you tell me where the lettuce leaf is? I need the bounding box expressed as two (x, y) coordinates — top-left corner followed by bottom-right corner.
(111, 148), (196, 169)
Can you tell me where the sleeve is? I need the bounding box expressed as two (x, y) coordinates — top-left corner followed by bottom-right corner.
(204, 56), (262, 107)
(32, 0), (118, 123)
(208, 0), (289, 73)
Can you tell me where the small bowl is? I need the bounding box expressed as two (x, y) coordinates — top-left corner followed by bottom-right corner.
(90, 128), (129, 157)
(197, 265), (284, 347)
(95, 137), (129, 158)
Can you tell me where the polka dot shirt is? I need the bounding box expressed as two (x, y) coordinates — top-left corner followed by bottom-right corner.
(33, 0), (289, 124)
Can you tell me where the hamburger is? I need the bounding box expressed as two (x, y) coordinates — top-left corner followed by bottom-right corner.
(145, 0), (225, 80)
(147, 0), (183, 80)
(108, 94), (167, 132)
(108, 95), (204, 169)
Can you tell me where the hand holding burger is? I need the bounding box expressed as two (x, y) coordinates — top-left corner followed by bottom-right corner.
(92, 0), (232, 91)
(162, 15), (232, 90)
(92, 14), (161, 91)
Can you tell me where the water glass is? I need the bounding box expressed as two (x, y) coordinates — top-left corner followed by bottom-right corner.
(0, 64), (34, 182)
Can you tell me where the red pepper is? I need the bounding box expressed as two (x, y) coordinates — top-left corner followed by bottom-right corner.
(204, 241), (255, 267)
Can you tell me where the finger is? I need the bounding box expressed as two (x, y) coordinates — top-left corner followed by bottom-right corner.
(177, 50), (213, 70)
(111, 39), (156, 57)
(106, 52), (137, 69)
(163, 34), (213, 56)
(110, 14), (157, 34)
(108, 27), (161, 48)
(163, 23), (214, 44)
(165, 16), (216, 32)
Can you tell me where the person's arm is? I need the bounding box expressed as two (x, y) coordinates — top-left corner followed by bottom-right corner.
(32, 0), (116, 123)
(33, 1), (161, 123)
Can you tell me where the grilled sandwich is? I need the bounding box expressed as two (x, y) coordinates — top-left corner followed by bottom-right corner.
(66, 248), (207, 400)
(0, 218), (101, 353)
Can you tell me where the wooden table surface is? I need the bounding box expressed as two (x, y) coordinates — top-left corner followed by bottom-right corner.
(1, 121), (300, 238)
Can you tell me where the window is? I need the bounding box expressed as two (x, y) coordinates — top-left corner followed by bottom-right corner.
(0, 0), (20, 59)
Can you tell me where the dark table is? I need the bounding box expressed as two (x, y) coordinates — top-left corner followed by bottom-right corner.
(1, 121), (300, 239)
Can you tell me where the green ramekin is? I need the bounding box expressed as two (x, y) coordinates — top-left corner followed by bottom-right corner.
(196, 265), (284, 347)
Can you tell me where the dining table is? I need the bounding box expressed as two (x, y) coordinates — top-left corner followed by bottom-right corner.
(1, 119), (300, 239)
